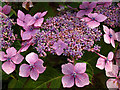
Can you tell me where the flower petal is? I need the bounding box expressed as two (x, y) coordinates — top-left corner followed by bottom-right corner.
(30, 68), (39, 81)
(34, 59), (46, 73)
(76, 10), (85, 18)
(79, 2), (89, 9)
(115, 32), (120, 42)
(22, 31), (31, 40)
(88, 13), (98, 18)
(34, 18), (44, 27)
(21, 44), (31, 52)
(2, 5), (11, 14)
(105, 61), (113, 72)
(2, 61), (15, 74)
(75, 73), (89, 87)
(25, 14), (33, 23)
(107, 52), (114, 61)
(0, 51), (6, 61)
(40, 11), (47, 18)
(56, 48), (63, 56)
(111, 38), (115, 48)
(106, 79), (118, 89)
(110, 28), (116, 40)
(89, 2), (96, 8)
(17, 10), (25, 21)
(62, 63), (74, 75)
(25, 52), (38, 64)
(103, 25), (110, 34)
(12, 53), (24, 64)
(87, 21), (100, 29)
(95, 14), (107, 22)
(17, 19), (25, 27)
(27, 18), (35, 26)
(106, 65), (118, 77)
(96, 57), (105, 70)
(6, 47), (17, 57)
(19, 64), (30, 77)
(62, 75), (74, 88)
(75, 63), (86, 74)
(80, 17), (91, 22)
(103, 34), (111, 44)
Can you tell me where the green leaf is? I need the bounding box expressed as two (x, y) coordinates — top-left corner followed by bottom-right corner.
(11, 40), (21, 51)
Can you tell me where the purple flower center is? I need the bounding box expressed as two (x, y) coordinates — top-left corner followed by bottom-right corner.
(85, 7), (88, 10)
(29, 26), (34, 31)
(7, 57), (11, 61)
(72, 72), (77, 78)
(30, 64), (35, 70)
(35, 16), (39, 20)
(109, 34), (112, 38)
(92, 17), (96, 21)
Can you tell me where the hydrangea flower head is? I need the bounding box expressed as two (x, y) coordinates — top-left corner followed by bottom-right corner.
(0, 5), (11, 14)
(96, 51), (114, 72)
(103, 25), (116, 48)
(19, 52), (46, 81)
(0, 47), (24, 74)
(81, 13), (107, 29)
(76, 2), (96, 17)
(62, 63), (89, 88)
(52, 39), (68, 56)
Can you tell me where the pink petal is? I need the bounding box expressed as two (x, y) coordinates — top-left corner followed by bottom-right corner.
(0, 51), (6, 61)
(34, 12), (41, 18)
(17, 19), (25, 27)
(88, 13), (98, 18)
(104, 2), (112, 7)
(105, 61), (113, 72)
(62, 75), (74, 88)
(52, 42), (58, 50)
(25, 52), (38, 65)
(11, 53), (24, 64)
(110, 28), (116, 40)
(107, 52), (114, 61)
(2, 5), (11, 14)
(89, 2), (97, 8)
(80, 17), (91, 22)
(103, 25), (110, 34)
(106, 79), (118, 88)
(30, 29), (39, 37)
(19, 64), (30, 77)
(111, 38), (115, 48)
(40, 11), (47, 18)
(34, 60), (46, 73)
(62, 63), (74, 75)
(87, 21), (100, 29)
(115, 32), (120, 42)
(30, 68), (39, 81)
(22, 31), (31, 40)
(76, 10), (85, 18)
(75, 63), (86, 74)
(27, 18), (35, 26)
(85, 9), (93, 15)
(103, 34), (111, 44)
(75, 73), (89, 87)
(6, 47), (17, 57)
(106, 65), (118, 77)
(96, 57), (105, 70)
(21, 44), (31, 52)
(79, 2), (89, 9)
(56, 48), (63, 56)
(21, 30), (23, 38)
(34, 18), (44, 27)
(2, 61), (15, 74)
(117, 3), (120, 7)
(17, 10), (25, 21)
(25, 14), (33, 23)
(95, 14), (107, 22)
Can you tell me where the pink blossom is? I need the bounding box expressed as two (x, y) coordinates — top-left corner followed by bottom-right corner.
(106, 65), (119, 89)
(52, 39), (68, 56)
(81, 13), (107, 29)
(0, 5), (11, 14)
(115, 32), (120, 42)
(62, 63), (89, 88)
(19, 52), (46, 81)
(27, 11), (47, 27)
(76, 2), (96, 17)
(103, 25), (116, 48)
(96, 52), (114, 72)
(0, 47), (24, 74)
(97, 0), (112, 7)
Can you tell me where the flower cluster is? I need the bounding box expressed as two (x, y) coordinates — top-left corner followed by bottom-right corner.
(34, 10), (102, 59)
(94, 3), (120, 28)
(0, 5), (16, 49)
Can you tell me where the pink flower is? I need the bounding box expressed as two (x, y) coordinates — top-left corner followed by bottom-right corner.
(118, 3), (120, 7)
(27, 11), (47, 27)
(76, 2), (96, 17)
(17, 10), (33, 27)
(19, 52), (46, 81)
(0, 47), (24, 74)
(0, 5), (11, 14)
(103, 25), (116, 48)
(96, 52), (114, 72)
(115, 32), (120, 42)
(97, 0), (112, 7)
(62, 63), (89, 88)
(52, 39), (68, 56)
(81, 13), (107, 29)
(106, 65), (119, 89)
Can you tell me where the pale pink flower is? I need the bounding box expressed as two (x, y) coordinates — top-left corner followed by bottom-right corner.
(103, 25), (116, 48)
(96, 52), (114, 72)
(19, 52), (46, 81)
(0, 47), (24, 74)
(62, 63), (89, 88)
